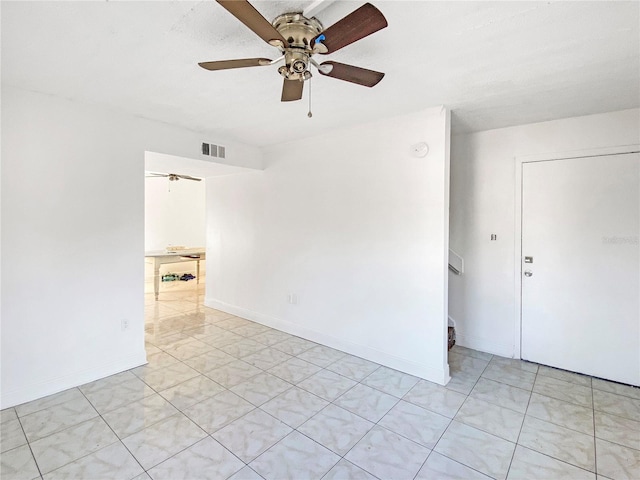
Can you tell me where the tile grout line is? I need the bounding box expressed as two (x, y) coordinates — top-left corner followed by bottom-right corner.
(91, 300), (251, 474)
(25, 388), (130, 478)
(126, 352), (251, 477)
(258, 326), (572, 475)
(504, 366), (536, 479)
(408, 384), (459, 480)
(14, 410), (45, 479)
(591, 378), (598, 476)
(78, 332), (239, 479)
(165, 305), (483, 478)
(424, 349), (504, 480)
(467, 362), (613, 438)
(323, 350), (477, 479)
(75, 386), (149, 478)
(262, 358), (418, 478)
(144, 325), (366, 478)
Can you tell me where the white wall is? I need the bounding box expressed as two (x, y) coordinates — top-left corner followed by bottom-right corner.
(0, 86), (262, 408)
(144, 175), (206, 252)
(449, 108), (640, 357)
(205, 108), (451, 384)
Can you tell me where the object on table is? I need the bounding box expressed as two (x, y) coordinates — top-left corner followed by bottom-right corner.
(162, 273), (180, 282)
(146, 248), (205, 300)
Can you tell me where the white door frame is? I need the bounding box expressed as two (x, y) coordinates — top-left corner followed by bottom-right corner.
(513, 144), (640, 359)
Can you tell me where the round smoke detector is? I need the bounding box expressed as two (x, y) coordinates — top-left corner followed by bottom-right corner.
(411, 142), (429, 158)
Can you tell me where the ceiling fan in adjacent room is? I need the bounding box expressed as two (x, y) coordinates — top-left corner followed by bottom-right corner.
(145, 173), (202, 182)
(199, 0), (388, 102)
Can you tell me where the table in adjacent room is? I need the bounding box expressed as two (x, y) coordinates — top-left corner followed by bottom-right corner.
(145, 248), (206, 300)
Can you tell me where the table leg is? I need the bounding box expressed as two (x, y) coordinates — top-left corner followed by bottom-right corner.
(154, 260), (160, 301)
(196, 259), (201, 285)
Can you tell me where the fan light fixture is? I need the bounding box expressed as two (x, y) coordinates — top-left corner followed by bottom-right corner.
(198, 1), (388, 104)
(146, 173), (202, 182)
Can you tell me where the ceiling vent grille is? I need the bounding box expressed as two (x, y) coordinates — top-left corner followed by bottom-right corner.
(201, 142), (226, 159)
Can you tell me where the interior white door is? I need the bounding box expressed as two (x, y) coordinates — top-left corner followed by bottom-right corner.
(521, 153), (639, 386)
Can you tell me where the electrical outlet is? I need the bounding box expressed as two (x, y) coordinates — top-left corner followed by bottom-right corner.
(121, 319), (129, 331)
(287, 293), (298, 305)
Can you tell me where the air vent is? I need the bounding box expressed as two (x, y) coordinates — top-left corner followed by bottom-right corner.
(201, 142), (226, 159)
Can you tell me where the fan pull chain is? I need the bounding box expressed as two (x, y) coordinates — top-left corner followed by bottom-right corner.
(307, 77), (313, 118)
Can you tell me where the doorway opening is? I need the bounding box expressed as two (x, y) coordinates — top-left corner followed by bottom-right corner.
(144, 152), (208, 306)
(143, 151), (259, 350)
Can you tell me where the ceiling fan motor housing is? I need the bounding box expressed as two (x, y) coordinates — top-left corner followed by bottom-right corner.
(201, 1), (388, 102)
(272, 13), (323, 81)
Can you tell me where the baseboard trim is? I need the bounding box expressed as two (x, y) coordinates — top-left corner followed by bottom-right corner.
(455, 330), (514, 358)
(1, 351), (147, 409)
(205, 297), (449, 385)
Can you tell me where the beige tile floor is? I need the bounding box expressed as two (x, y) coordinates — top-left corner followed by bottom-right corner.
(1, 279), (639, 479)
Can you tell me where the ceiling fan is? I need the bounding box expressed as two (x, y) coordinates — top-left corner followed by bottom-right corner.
(199, 1), (388, 102)
(146, 173), (202, 182)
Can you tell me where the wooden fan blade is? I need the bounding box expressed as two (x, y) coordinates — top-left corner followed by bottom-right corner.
(281, 79), (304, 102)
(311, 3), (387, 54)
(199, 58), (272, 71)
(217, 0), (286, 46)
(318, 61), (384, 87)
(177, 175), (202, 182)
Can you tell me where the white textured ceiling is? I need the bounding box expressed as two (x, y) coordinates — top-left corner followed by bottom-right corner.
(2, 1), (639, 147)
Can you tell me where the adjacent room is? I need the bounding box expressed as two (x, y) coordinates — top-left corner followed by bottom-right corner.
(1, 1), (638, 479)
(143, 151), (258, 302)
(145, 153), (207, 302)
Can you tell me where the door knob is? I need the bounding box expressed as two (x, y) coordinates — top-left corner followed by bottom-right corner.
(524, 270), (533, 277)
